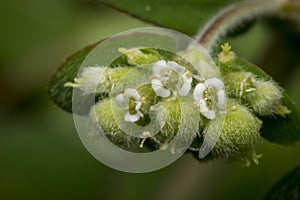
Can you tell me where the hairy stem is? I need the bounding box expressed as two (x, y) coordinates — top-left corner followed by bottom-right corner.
(196, 0), (288, 52)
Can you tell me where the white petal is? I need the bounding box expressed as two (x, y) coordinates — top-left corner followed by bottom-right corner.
(151, 79), (163, 90)
(155, 60), (167, 66)
(199, 99), (208, 111)
(155, 87), (171, 97)
(115, 94), (128, 108)
(125, 88), (140, 100)
(203, 110), (216, 119)
(153, 60), (167, 76)
(151, 79), (171, 97)
(204, 78), (224, 90)
(183, 72), (193, 83)
(168, 61), (185, 74)
(193, 83), (206, 102)
(199, 100), (216, 119)
(178, 80), (191, 96)
(217, 89), (225, 109)
(135, 101), (142, 110)
(124, 111), (140, 122)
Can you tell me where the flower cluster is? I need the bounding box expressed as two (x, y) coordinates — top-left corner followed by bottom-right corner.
(67, 44), (290, 166)
(114, 59), (225, 123)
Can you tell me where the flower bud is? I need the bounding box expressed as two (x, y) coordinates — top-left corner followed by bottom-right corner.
(91, 100), (139, 148)
(153, 99), (181, 144)
(64, 66), (130, 95)
(218, 43), (236, 64)
(153, 96), (203, 149)
(224, 71), (289, 116)
(119, 47), (161, 65)
(112, 65), (153, 95)
(248, 80), (289, 116)
(202, 99), (262, 165)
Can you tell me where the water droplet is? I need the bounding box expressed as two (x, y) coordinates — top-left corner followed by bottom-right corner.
(145, 5), (151, 12)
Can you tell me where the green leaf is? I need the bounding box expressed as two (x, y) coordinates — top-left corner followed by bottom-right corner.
(48, 41), (100, 113)
(265, 165), (300, 200)
(232, 58), (300, 145)
(98, 0), (241, 35)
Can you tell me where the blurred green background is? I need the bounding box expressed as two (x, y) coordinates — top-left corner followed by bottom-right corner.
(1, 1), (300, 199)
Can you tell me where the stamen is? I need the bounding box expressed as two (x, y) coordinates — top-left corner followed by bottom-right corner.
(139, 131), (151, 148)
(64, 82), (80, 88)
(245, 88), (256, 93)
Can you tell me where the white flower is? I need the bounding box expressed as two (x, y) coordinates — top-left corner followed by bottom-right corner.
(115, 88), (143, 122)
(151, 60), (192, 98)
(64, 66), (109, 94)
(193, 78), (225, 119)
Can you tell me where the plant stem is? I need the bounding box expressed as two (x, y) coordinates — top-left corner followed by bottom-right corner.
(196, 0), (288, 52)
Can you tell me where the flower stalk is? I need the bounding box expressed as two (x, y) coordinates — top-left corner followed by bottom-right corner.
(196, 0), (288, 52)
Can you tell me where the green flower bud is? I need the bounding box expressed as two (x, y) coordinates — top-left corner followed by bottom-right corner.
(224, 71), (256, 98)
(249, 80), (289, 116)
(218, 43), (236, 64)
(153, 99), (181, 145)
(202, 99), (262, 165)
(64, 66), (130, 95)
(224, 71), (289, 116)
(98, 67), (131, 93)
(112, 65), (153, 95)
(119, 47), (161, 65)
(152, 96), (203, 150)
(92, 99), (139, 148)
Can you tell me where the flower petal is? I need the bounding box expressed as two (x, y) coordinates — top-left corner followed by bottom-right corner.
(124, 111), (141, 122)
(199, 99), (216, 119)
(205, 78), (224, 90)
(193, 83), (206, 102)
(178, 80), (191, 96)
(168, 61), (185, 74)
(151, 79), (171, 97)
(125, 88), (140, 100)
(153, 60), (167, 76)
(115, 93), (128, 108)
(183, 72), (193, 84)
(151, 79), (163, 91)
(217, 89), (225, 109)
